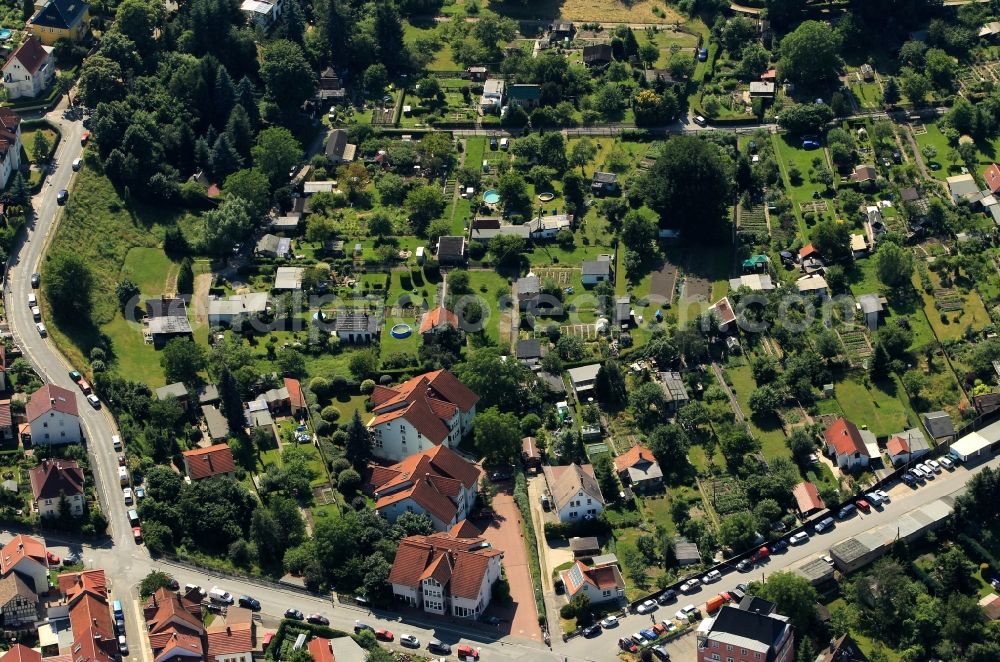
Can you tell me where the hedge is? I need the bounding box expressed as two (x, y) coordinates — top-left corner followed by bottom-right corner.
(266, 619), (351, 661)
(513, 472), (547, 622)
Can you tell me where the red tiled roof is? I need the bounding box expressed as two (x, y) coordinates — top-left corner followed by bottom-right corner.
(58, 569), (107, 602)
(205, 620), (253, 662)
(144, 588), (205, 636)
(0, 535), (47, 574)
(26, 383), (78, 422)
(792, 482), (824, 513)
(152, 632), (203, 662)
(284, 378), (306, 409)
(370, 446), (481, 524)
(419, 306), (458, 334)
(69, 591), (116, 662)
(389, 533), (500, 601)
(561, 560), (624, 595)
(378, 478), (459, 524)
(799, 243), (819, 259)
(307, 638), (335, 662)
(5, 36), (49, 76)
(29, 458), (84, 500)
(0, 644), (40, 662)
(986, 164), (1000, 194)
(613, 444), (655, 473)
(0, 401), (11, 429)
(887, 435), (910, 456)
(448, 519), (481, 538)
(710, 297), (737, 325)
(182, 444), (236, 480)
(522, 436), (540, 460)
(824, 418), (869, 458)
(369, 370), (477, 444)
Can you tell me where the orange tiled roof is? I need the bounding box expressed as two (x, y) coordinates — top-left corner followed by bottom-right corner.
(986, 163), (1000, 194)
(613, 444), (655, 473)
(370, 446), (481, 524)
(792, 482), (824, 513)
(182, 444), (236, 480)
(285, 377), (306, 409)
(144, 587), (205, 636)
(0, 644), (40, 662)
(887, 435), (909, 456)
(1, 535), (47, 574)
(824, 418), (868, 457)
(307, 638), (334, 662)
(368, 369), (478, 444)
(58, 569), (107, 602)
(389, 533), (500, 600)
(419, 306), (458, 334)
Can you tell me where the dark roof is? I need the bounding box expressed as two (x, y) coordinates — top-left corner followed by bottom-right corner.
(900, 187), (920, 202)
(644, 69), (684, 85)
(27, 384), (78, 422)
(325, 129), (350, 160)
(6, 37), (50, 76)
(437, 236), (466, 258)
(516, 339), (542, 359)
(582, 44), (613, 65)
(569, 536), (600, 553)
(146, 298), (188, 319)
(738, 595), (776, 615)
(509, 84), (541, 101)
(921, 411), (955, 438)
(581, 260), (610, 277)
(592, 171), (617, 184)
(334, 310), (378, 333)
(29, 459), (84, 500)
(708, 603), (788, 653)
(30, 0), (88, 30)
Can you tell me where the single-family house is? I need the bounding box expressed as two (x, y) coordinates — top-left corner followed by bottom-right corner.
(144, 297), (194, 349)
(284, 377), (307, 418)
(369, 445), (481, 531)
(0, 535), (50, 594)
(479, 79), (505, 110)
(559, 560), (625, 605)
(857, 294), (884, 330)
(886, 428), (930, 467)
(207, 292), (269, 327)
(0, 575), (39, 627)
(591, 171), (618, 195)
(921, 410), (956, 444)
(947, 174), (979, 203)
(317, 66), (346, 104)
(273, 266), (303, 292)
(324, 128), (356, 164)
(792, 481), (825, 517)
(156, 381), (189, 407)
(436, 236), (467, 266)
(240, 0), (282, 27)
(419, 305), (458, 342)
(508, 84), (541, 109)
(332, 310), (379, 344)
(29, 458), (84, 519)
(850, 165), (877, 183)
(27, 383), (81, 446)
(367, 369), (479, 462)
(824, 417), (870, 470)
(981, 21), (1000, 38)
(658, 371), (689, 413)
(255, 234), (291, 259)
(0, 401), (13, 444)
(515, 275), (541, 311)
(850, 233), (869, 258)
(581, 258), (611, 285)
(515, 338), (545, 366)
(749, 81), (775, 99)
(181, 444), (237, 481)
(0, 109), (21, 190)
(201, 405), (229, 441)
(613, 444), (662, 492)
(796, 274), (829, 300)
(696, 597), (794, 662)
(542, 463), (605, 522)
(143, 587), (206, 662)
(269, 215), (301, 234)
(206, 608), (255, 662)
(389, 532), (503, 619)
(28, 0), (89, 45)
(567, 364), (601, 399)
(548, 21), (575, 43)
(582, 44), (613, 68)
(2, 37), (54, 101)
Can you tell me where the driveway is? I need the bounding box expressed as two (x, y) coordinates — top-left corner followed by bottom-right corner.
(478, 485), (541, 642)
(527, 474), (573, 585)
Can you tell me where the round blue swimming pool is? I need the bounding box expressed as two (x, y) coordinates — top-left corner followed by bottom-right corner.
(390, 323), (413, 339)
(483, 189), (500, 204)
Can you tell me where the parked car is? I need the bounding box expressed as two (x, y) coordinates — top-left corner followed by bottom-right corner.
(582, 624), (601, 637)
(238, 595), (261, 611)
(698, 47), (708, 61)
(427, 640), (451, 654)
(856, 498), (871, 512)
(72, 158), (82, 171)
(56, 189), (68, 205)
(656, 589), (677, 605)
(209, 588), (233, 604)
(902, 472), (917, 487)
(736, 559), (751, 572)
(679, 578), (701, 593)
(939, 457), (955, 470)
(875, 489), (891, 503)
(31, 306), (40, 321)
(751, 547), (769, 563)
(637, 599), (657, 614)
(693, 115), (707, 126)
(400, 635), (419, 648)
(789, 531), (810, 545)
(600, 616), (619, 628)
(87, 394), (100, 408)
(702, 569), (722, 584)
(838, 503), (857, 519)
(30, 273), (39, 288)
(353, 621), (374, 634)
(46, 551), (60, 566)
(915, 464), (934, 478)
(674, 604), (698, 621)
(122, 488), (133, 505)
(865, 492), (883, 507)
(77, 379), (91, 394)
(821, 555), (834, 565)
(118, 636), (128, 655)
(771, 539), (789, 553)
(374, 629), (393, 642)
(456, 644), (479, 660)
(640, 629), (658, 640)
(926, 459), (942, 473)
(132, 527), (142, 543)
(630, 633), (645, 645)
(284, 609), (304, 621)
(306, 614), (329, 626)
(814, 516), (836, 534)
(619, 638), (638, 653)
(134, 486), (145, 500)
(69, 370), (82, 382)
(651, 644), (670, 660)
(36, 323), (47, 337)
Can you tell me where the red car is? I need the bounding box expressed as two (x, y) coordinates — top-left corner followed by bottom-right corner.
(618, 638), (638, 653)
(77, 379), (92, 395)
(856, 499), (871, 512)
(46, 551), (60, 566)
(133, 527), (143, 543)
(81, 131), (90, 145)
(751, 546), (770, 563)
(457, 644), (479, 659)
(375, 629), (393, 642)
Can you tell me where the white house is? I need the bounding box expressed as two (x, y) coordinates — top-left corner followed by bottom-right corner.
(2, 37), (54, 100)
(28, 458), (84, 519)
(0, 109), (22, 190)
(823, 417), (870, 470)
(26, 383), (81, 445)
(886, 428), (930, 467)
(367, 369), (479, 462)
(542, 463), (605, 522)
(479, 79), (505, 109)
(207, 292), (269, 327)
(370, 445), (481, 531)
(388, 533), (503, 619)
(559, 560), (625, 605)
(240, 0), (282, 27)
(581, 257), (611, 285)
(0, 535), (50, 594)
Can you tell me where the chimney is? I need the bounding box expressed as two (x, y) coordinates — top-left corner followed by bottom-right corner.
(226, 626), (231, 635)
(50, 398), (55, 406)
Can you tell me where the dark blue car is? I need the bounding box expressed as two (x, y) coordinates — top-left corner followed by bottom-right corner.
(698, 48), (708, 61)
(771, 539), (788, 553)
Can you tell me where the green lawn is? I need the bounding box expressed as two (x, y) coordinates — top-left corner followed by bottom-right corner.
(912, 121), (956, 181)
(726, 365), (790, 460)
(465, 269), (511, 344)
(772, 133), (836, 230)
(913, 268), (990, 342)
(833, 377), (911, 438)
(121, 247), (176, 297)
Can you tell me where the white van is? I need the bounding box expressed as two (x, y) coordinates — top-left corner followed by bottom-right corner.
(27, 293), (36, 307)
(209, 587), (233, 604)
(118, 466), (128, 486)
(499, 137), (509, 150)
(112, 435), (122, 451)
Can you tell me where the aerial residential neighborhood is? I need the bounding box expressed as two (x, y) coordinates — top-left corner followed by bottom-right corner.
(2, 0), (1000, 661)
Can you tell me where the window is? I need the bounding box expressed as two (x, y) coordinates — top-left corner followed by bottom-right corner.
(741, 649), (747, 656)
(726, 658), (734, 662)
(569, 511), (577, 518)
(712, 642), (719, 648)
(754, 654), (762, 660)
(727, 645), (733, 652)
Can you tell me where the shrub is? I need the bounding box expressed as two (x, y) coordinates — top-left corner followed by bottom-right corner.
(331, 457), (352, 474)
(320, 406), (341, 422)
(360, 379), (375, 394)
(338, 468), (361, 495)
(310, 377), (330, 398)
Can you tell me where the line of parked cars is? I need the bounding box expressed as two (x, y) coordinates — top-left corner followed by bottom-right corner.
(902, 456), (955, 486)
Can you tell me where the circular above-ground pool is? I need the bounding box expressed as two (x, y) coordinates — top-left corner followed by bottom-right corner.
(537, 192), (555, 202)
(483, 189), (501, 204)
(390, 323), (413, 339)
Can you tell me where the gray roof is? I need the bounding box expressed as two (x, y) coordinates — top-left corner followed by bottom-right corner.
(274, 266), (303, 291)
(581, 260), (611, 277)
(148, 315), (193, 336)
(569, 536), (600, 553)
(208, 293), (269, 318)
(659, 371), (689, 403)
(256, 234), (291, 257)
(921, 411), (955, 438)
(568, 363), (601, 387)
(201, 405), (230, 440)
(536, 371), (566, 394)
(673, 536), (701, 563)
(592, 171), (617, 184)
(437, 236), (466, 258)
(195, 384), (220, 404)
(704, 603), (789, 655)
(334, 310), (379, 333)
(516, 275), (540, 297)
(857, 294), (884, 315)
(246, 408), (273, 428)
(794, 558), (835, 585)
(156, 382), (187, 401)
(516, 338), (543, 360)
(325, 129), (355, 161)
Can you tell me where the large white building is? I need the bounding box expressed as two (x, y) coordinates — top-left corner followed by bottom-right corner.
(367, 369), (479, 462)
(388, 532), (502, 619)
(27, 383), (81, 445)
(0, 108), (21, 190)
(2, 37), (54, 100)
(370, 445), (481, 531)
(542, 463), (605, 522)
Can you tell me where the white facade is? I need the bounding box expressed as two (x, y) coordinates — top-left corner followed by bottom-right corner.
(30, 408), (80, 445)
(0, 124), (20, 190)
(378, 481), (476, 530)
(2, 48), (53, 100)
(450, 560), (501, 618)
(556, 488), (604, 522)
(371, 403), (476, 463)
(36, 492), (83, 518)
(393, 556), (500, 619)
(827, 444), (870, 470)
